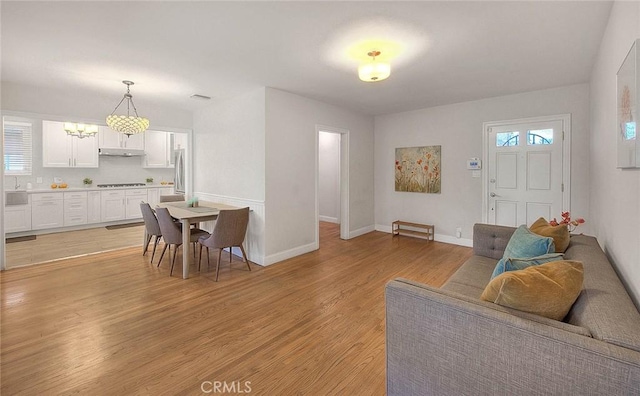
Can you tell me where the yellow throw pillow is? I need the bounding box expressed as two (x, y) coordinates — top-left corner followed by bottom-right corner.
(530, 217), (570, 252)
(480, 260), (584, 320)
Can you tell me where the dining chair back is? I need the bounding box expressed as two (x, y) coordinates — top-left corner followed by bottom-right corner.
(155, 207), (209, 276)
(159, 194), (185, 203)
(140, 202), (162, 264)
(198, 207), (251, 281)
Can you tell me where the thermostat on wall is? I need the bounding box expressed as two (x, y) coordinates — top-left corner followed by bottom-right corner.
(467, 158), (482, 170)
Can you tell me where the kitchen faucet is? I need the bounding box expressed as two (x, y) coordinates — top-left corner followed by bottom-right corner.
(14, 176), (20, 190)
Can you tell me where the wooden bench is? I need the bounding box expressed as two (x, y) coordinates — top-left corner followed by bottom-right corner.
(392, 220), (434, 241)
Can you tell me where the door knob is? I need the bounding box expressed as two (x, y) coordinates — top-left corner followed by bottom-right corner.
(490, 192), (499, 197)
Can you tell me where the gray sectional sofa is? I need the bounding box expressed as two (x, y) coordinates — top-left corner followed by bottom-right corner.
(386, 223), (640, 395)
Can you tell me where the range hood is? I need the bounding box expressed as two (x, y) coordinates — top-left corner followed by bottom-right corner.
(98, 148), (146, 157)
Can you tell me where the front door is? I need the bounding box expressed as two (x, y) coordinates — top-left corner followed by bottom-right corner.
(486, 117), (567, 227)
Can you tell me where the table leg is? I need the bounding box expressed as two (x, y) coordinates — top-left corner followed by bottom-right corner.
(182, 218), (191, 279)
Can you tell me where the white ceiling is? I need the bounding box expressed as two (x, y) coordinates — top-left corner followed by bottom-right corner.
(1, 1), (612, 116)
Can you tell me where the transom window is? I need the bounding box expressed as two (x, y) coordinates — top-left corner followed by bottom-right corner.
(527, 129), (553, 145)
(3, 121), (33, 175)
(496, 131), (519, 147)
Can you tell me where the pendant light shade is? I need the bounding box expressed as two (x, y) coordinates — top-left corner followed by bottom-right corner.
(358, 51), (391, 82)
(106, 81), (150, 136)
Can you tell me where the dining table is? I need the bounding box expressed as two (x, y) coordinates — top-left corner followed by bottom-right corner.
(155, 200), (241, 279)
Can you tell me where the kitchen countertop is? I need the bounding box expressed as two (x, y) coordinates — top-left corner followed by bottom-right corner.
(23, 185), (175, 193)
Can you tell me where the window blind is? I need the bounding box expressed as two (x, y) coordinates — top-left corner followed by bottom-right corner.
(3, 121), (33, 175)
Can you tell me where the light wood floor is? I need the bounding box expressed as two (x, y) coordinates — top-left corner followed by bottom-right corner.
(5, 224), (146, 268)
(0, 222), (472, 395)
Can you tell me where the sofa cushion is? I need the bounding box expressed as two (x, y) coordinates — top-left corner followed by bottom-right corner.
(491, 253), (565, 279)
(530, 217), (570, 252)
(564, 235), (640, 352)
(442, 255), (497, 299)
(481, 260), (584, 320)
(503, 225), (555, 260)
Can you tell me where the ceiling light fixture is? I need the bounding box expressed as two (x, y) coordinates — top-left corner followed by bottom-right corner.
(358, 50), (391, 82)
(106, 80), (150, 136)
(64, 122), (98, 139)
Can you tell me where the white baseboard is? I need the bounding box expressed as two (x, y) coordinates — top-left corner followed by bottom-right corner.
(349, 225), (375, 239)
(263, 241), (318, 266)
(319, 215), (339, 224)
(375, 224), (473, 247)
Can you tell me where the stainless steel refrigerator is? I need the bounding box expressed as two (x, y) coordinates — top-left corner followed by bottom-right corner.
(174, 149), (185, 194)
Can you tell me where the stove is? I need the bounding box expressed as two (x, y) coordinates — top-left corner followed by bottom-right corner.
(97, 183), (147, 188)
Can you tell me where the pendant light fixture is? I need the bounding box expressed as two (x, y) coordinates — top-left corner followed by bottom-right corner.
(63, 122), (98, 139)
(106, 80), (150, 136)
(358, 50), (391, 82)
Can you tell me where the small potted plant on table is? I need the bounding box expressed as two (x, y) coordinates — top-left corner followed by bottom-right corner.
(83, 177), (93, 187)
(146, 177), (154, 185)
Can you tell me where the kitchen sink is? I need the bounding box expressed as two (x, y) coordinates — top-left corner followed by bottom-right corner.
(6, 190), (28, 206)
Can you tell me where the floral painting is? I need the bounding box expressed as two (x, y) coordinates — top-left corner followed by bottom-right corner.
(395, 146), (441, 193)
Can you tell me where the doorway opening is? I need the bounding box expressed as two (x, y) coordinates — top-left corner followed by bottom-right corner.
(315, 125), (349, 245)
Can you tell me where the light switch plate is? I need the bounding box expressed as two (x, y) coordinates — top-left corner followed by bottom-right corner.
(472, 170), (481, 178)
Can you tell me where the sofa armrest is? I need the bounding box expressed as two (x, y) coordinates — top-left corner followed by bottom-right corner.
(386, 279), (640, 396)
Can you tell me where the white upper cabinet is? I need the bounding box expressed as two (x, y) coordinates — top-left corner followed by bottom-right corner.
(98, 126), (144, 149)
(42, 121), (99, 168)
(144, 130), (172, 168)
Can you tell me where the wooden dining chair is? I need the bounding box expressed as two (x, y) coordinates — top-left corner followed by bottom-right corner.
(155, 207), (210, 276)
(197, 207), (251, 281)
(140, 202), (163, 264)
(159, 194), (185, 203)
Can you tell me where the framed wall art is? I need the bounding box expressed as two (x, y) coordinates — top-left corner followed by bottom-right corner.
(617, 38), (639, 168)
(395, 145), (441, 193)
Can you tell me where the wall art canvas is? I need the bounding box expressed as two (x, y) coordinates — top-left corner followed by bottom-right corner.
(616, 38), (639, 168)
(395, 145), (441, 193)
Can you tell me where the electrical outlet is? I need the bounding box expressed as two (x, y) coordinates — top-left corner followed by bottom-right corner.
(456, 227), (462, 238)
(36, 177), (43, 184)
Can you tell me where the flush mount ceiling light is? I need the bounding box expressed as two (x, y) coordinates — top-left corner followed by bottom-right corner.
(106, 80), (150, 136)
(64, 122), (98, 139)
(358, 50), (391, 82)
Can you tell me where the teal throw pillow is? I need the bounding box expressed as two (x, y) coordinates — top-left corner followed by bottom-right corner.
(491, 253), (565, 279)
(503, 225), (555, 259)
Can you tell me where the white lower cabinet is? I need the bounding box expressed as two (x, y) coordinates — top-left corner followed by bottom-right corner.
(87, 191), (101, 224)
(63, 191), (88, 226)
(125, 189), (148, 219)
(147, 188), (159, 207)
(32, 193), (64, 230)
(5, 197), (32, 233)
(101, 190), (125, 222)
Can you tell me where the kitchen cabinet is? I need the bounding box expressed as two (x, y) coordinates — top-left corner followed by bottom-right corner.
(147, 188), (159, 207)
(5, 196), (32, 233)
(144, 130), (173, 168)
(125, 189), (148, 219)
(147, 187), (175, 207)
(63, 191), (88, 226)
(98, 126), (144, 150)
(101, 190), (125, 222)
(32, 193), (64, 230)
(87, 191), (101, 224)
(42, 121), (99, 168)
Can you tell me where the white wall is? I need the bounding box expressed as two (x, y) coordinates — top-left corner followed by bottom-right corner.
(264, 88), (374, 261)
(192, 88), (266, 265)
(374, 83), (591, 245)
(192, 88), (266, 201)
(318, 131), (340, 223)
(589, 1), (640, 304)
